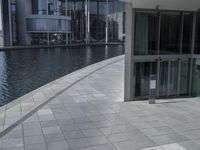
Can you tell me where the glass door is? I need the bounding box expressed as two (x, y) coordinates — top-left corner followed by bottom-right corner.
(135, 62), (156, 100)
(159, 60), (168, 97)
(159, 59), (179, 98)
(169, 60), (179, 96)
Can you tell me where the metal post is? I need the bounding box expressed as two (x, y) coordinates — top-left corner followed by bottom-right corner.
(105, 0), (108, 44)
(66, 0), (68, 45)
(88, 0), (90, 44)
(85, 0), (90, 45)
(8, 0), (13, 46)
(85, 0), (87, 44)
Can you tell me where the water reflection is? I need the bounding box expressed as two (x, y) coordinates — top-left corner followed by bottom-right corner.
(0, 45), (124, 106)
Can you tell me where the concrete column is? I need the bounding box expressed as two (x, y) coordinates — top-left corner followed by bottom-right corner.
(124, 3), (134, 101)
(16, 0), (31, 45)
(8, 0), (13, 46)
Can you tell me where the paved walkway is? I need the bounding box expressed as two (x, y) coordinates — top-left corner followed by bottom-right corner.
(1, 56), (200, 150)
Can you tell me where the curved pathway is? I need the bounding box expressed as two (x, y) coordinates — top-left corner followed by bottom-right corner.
(0, 55), (200, 150)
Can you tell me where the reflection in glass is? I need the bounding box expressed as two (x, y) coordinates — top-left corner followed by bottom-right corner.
(30, 33), (48, 45)
(49, 33), (66, 45)
(182, 13), (193, 54)
(192, 59), (200, 96)
(160, 12), (181, 54)
(159, 61), (168, 97)
(180, 59), (190, 96)
(0, 0), (3, 46)
(134, 12), (158, 55)
(195, 14), (200, 54)
(135, 62), (156, 98)
(169, 60), (178, 96)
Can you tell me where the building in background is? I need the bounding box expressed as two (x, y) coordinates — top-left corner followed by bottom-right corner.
(124, 0), (200, 101)
(0, 0), (125, 47)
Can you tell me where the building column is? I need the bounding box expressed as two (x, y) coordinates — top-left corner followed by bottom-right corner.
(124, 3), (134, 101)
(85, 0), (90, 45)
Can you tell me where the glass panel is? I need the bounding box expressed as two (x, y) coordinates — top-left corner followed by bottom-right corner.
(49, 33), (66, 45)
(10, 0), (17, 45)
(135, 62), (156, 98)
(39, 0), (47, 15)
(169, 60), (178, 96)
(195, 14), (200, 54)
(160, 12), (181, 54)
(159, 61), (168, 97)
(134, 12), (158, 55)
(0, 0), (4, 46)
(30, 33), (48, 45)
(179, 59), (190, 96)
(192, 59), (200, 96)
(182, 13), (193, 54)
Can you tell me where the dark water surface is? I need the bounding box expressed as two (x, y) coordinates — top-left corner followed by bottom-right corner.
(0, 45), (124, 106)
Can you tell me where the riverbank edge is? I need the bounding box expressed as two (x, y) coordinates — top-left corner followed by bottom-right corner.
(0, 55), (124, 138)
(0, 43), (124, 51)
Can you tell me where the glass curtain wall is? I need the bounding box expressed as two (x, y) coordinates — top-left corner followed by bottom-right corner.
(160, 12), (181, 54)
(133, 10), (197, 100)
(10, 0), (18, 45)
(134, 11), (158, 55)
(30, 0), (69, 45)
(135, 62), (156, 99)
(0, 0), (3, 46)
(182, 13), (193, 54)
(29, 0), (125, 45)
(169, 60), (179, 96)
(90, 1), (106, 43)
(192, 59), (200, 96)
(180, 59), (190, 96)
(67, 0), (125, 44)
(195, 13), (200, 54)
(159, 61), (168, 97)
(32, 0), (66, 15)
(68, 0), (85, 43)
(32, 0), (47, 15)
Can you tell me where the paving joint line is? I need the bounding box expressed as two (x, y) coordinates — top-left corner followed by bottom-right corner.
(0, 56), (124, 138)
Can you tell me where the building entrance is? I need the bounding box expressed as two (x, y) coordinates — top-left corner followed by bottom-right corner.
(158, 59), (179, 98)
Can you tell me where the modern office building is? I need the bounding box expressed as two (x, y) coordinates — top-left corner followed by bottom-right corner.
(124, 0), (200, 101)
(0, 0), (125, 47)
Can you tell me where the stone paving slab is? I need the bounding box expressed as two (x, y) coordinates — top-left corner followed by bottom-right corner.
(0, 55), (124, 137)
(1, 55), (200, 150)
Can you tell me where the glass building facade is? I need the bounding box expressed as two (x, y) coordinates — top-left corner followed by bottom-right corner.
(66, 0), (125, 44)
(127, 9), (200, 100)
(0, 0), (125, 46)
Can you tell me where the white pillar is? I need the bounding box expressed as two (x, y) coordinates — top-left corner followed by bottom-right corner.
(124, 2), (134, 101)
